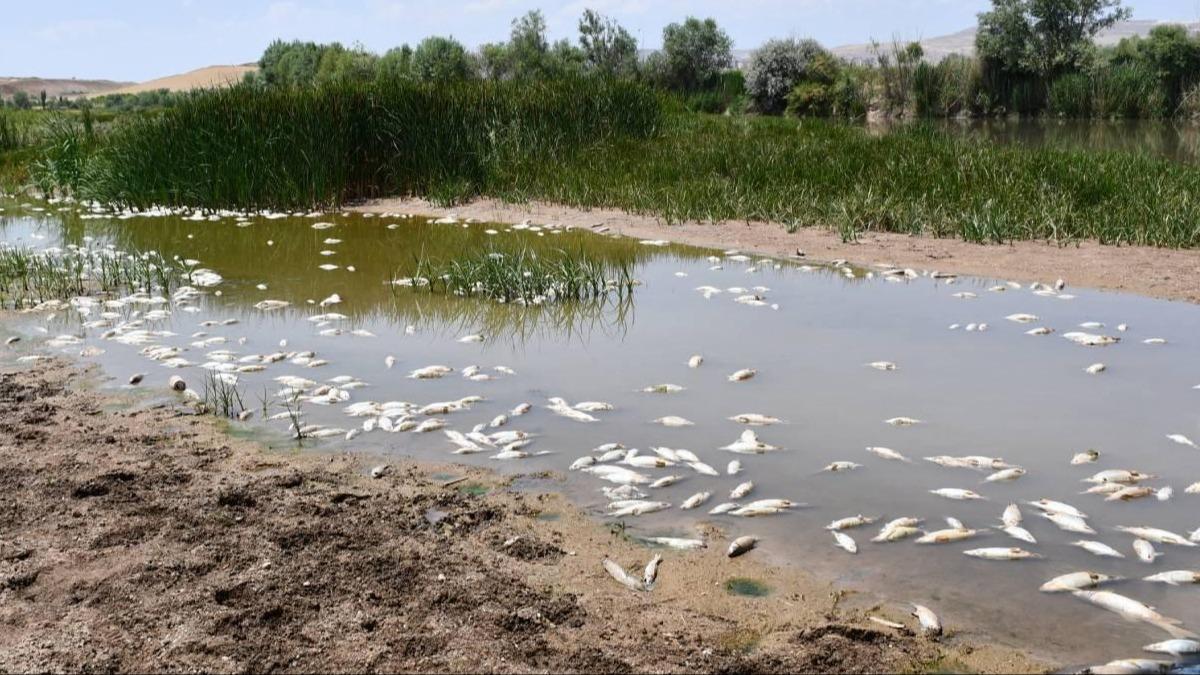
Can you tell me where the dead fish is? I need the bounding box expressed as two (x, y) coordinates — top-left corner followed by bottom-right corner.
(1026, 327), (1054, 336)
(608, 500), (670, 516)
(824, 461), (862, 472)
(1074, 540), (1126, 558)
(680, 492), (711, 510)
(642, 383), (684, 394)
(1028, 499), (1088, 519)
(409, 365), (452, 379)
(1134, 539), (1162, 563)
(1000, 525), (1037, 544)
(1117, 526), (1196, 547)
(963, 547), (1039, 560)
(688, 461), (720, 476)
(642, 537), (706, 550)
(1001, 503), (1022, 527)
(727, 460), (743, 475)
(884, 417), (922, 427)
(649, 475), (683, 488)
(868, 616), (907, 631)
(730, 481), (754, 499)
(727, 535), (758, 558)
(169, 375), (186, 392)
(1142, 639), (1200, 657)
(4, 336), (20, 346)
(687, 354), (703, 368)
(643, 554), (663, 589)
(728, 413), (783, 425)
(654, 416), (694, 427)
(721, 429), (780, 454)
(1006, 313), (1039, 323)
(866, 361), (897, 371)
(1084, 469), (1155, 485)
(971, 469), (1018, 492)
(128, 373), (144, 385)
(1166, 434), (1197, 449)
(866, 446), (911, 462)
(1043, 512), (1095, 534)
(1062, 331), (1120, 347)
(1073, 590), (1197, 639)
(370, 464), (389, 479)
(457, 334), (484, 343)
(727, 368), (757, 382)
(1040, 571), (1120, 593)
(826, 515), (875, 530)
(575, 401), (614, 412)
(708, 502), (741, 515)
(910, 604), (942, 636)
(930, 488), (984, 501)
(873, 526), (921, 542)
(1085, 658), (1173, 674)
(832, 531), (857, 554)
(602, 558), (647, 592)
(1143, 570), (1200, 586)
(917, 528), (979, 544)
(569, 456), (597, 471)
(1143, 338), (1167, 345)
(1107, 486), (1156, 502)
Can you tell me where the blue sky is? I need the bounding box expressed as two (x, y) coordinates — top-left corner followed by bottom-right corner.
(4, 0), (1196, 81)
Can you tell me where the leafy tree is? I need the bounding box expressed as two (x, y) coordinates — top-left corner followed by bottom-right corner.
(314, 43), (379, 85)
(578, 9), (638, 77)
(745, 38), (830, 114)
(660, 17), (733, 91)
(976, 0), (1131, 77)
(411, 36), (477, 83)
(377, 46), (414, 83)
(258, 39), (324, 86)
(1113, 25), (1200, 106)
(12, 91), (31, 110)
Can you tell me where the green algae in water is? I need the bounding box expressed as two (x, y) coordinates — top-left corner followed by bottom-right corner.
(725, 577), (770, 597)
(458, 483), (489, 497)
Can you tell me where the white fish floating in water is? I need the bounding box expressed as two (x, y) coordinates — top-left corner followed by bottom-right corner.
(866, 361), (897, 371)
(688, 461), (720, 476)
(866, 446), (911, 462)
(1142, 639), (1200, 657)
(1085, 363), (1107, 374)
(1062, 331), (1120, 346)
(986, 467), (1026, 482)
(1074, 540), (1126, 558)
(824, 461), (862, 472)
(1042, 511), (1095, 534)
(708, 502), (741, 515)
(642, 383), (684, 394)
(730, 499), (797, 517)
(727, 535), (758, 558)
(1083, 469), (1155, 485)
(963, 547), (1039, 560)
(642, 536), (706, 550)
(730, 481), (754, 499)
(574, 401), (613, 412)
(1184, 482), (1200, 494)
(1116, 526), (1196, 547)
(832, 531), (857, 554)
(873, 525), (921, 543)
(608, 500), (671, 517)
(917, 528), (980, 544)
(1025, 327), (1054, 336)
(826, 515), (875, 531)
(1072, 590), (1198, 639)
(1072, 449), (1100, 465)
(687, 354), (703, 368)
(680, 492), (711, 510)
(1166, 434), (1197, 449)
(649, 475), (683, 488)
(1133, 539), (1162, 563)
(569, 456), (597, 471)
(653, 416), (694, 427)
(728, 413), (783, 425)
(1000, 525), (1037, 544)
(409, 365), (453, 379)
(721, 429), (780, 454)
(1027, 499), (1088, 519)
(643, 555), (663, 589)
(584, 465), (651, 485)
(1143, 338), (1167, 345)
(1084, 658), (1174, 674)
(930, 488), (984, 501)
(1006, 313), (1039, 323)
(911, 604), (942, 636)
(884, 417), (922, 427)
(727, 368), (757, 382)
(1143, 570), (1200, 586)
(727, 460), (742, 475)
(1001, 503), (1022, 527)
(1040, 571), (1120, 593)
(457, 334), (485, 343)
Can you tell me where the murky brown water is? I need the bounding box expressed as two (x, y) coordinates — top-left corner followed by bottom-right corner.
(3, 197), (1199, 669)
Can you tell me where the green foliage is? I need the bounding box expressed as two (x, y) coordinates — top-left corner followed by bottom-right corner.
(873, 40), (925, 116)
(76, 78), (661, 210)
(377, 46), (414, 83)
(1047, 73), (1093, 116)
(745, 38), (830, 114)
(659, 17), (734, 91)
(411, 36), (478, 83)
(1094, 61), (1167, 118)
(12, 91), (31, 110)
(976, 0), (1130, 78)
(578, 9), (638, 77)
(29, 115), (93, 197)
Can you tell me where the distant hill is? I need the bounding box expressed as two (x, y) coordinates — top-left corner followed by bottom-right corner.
(96, 64), (257, 96)
(830, 19), (1200, 63)
(0, 76), (128, 100)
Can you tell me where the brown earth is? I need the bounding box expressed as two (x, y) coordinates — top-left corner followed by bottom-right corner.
(0, 77), (128, 100)
(0, 357), (1046, 673)
(356, 197), (1200, 305)
(95, 65), (257, 96)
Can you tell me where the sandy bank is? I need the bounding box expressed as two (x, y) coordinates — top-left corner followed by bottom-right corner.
(0, 354), (1044, 673)
(356, 197), (1200, 305)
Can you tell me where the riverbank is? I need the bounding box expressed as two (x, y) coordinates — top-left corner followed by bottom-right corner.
(0, 354), (1045, 673)
(356, 196), (1200, 305)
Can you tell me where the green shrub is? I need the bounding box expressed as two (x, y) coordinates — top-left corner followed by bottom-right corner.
(1048, 74), (1093, 117)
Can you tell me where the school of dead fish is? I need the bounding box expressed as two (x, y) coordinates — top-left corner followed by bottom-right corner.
(4, 199), (1200, 672)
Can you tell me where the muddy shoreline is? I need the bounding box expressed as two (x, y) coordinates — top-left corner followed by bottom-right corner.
(0, 353), (1047, 673)
(354, 197), (1200, 305)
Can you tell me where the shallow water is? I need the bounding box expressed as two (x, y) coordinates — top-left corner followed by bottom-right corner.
(2, 197), (1199, 668)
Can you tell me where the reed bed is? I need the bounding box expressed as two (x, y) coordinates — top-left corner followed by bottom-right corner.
(200, 372), (247, 419)
(0, 244), (189, 307)
(400, 246), (636, 304)
(79, 78), (661, 210)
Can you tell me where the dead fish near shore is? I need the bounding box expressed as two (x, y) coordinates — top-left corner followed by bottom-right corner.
(680, 492), (711, 510)
(1074, 540), (1126, 558)
(128, 373), (144, 385)
(963, 547), (1039, 560)
(866, 361), (897, 371)
(721, 429), (780, 454)
(1117, 526), (1196, 547)
(608, 500), (671, 517)
(727, 535), (759, 558)
(917, 528), (980, 544)
(642, 384), (684, 394)
(653, 416), (694, 427)
(832, 531), (857, 554)
(409, 365), (452, 379)
(930, 488), (984, 501)
(643, 555), (663, 589)
(1043, 512), (1095, 534)
(1143, 570), (1200, 586)
(1084, 658), (1174, 674)
(1166, 434), (1197, 449)
(727, 368), (757, 382)
(911, 604), (942, 637)
(884, 417), (922, 427)
(1084, 469), (1155, 485)
(1040, 571), (1120, 593)
(1133, 539), (1162, 563)
(1028, 499), (1088, 519)
(643, 537), (706, 550)
(1073, 590), (1198, 639)
(687, 354), (703, 368)
(1142, 639), (1200, 657)
(1072, 449), (1101, 465)
(826, 515), (876, 531)
(728, 413), (783, 426)
(730, 481), (754, 499)
(866, 446), (911, 462)
(824, 461), (862, 472)
(1062, 331), (1120, 347)
(986, 468), (1026, 482)
(603, 558), (648, 592)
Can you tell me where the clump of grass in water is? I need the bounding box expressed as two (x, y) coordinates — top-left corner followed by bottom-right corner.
(200, 372), (246, 419)
(399, 246), (636, 304)
(0, 243), (189, 308)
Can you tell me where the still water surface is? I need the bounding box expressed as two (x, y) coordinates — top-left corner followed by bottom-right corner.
(2, 198), (1198, 667)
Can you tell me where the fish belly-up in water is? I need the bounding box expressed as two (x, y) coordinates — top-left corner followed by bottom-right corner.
(1072, 590), (1198, 639)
